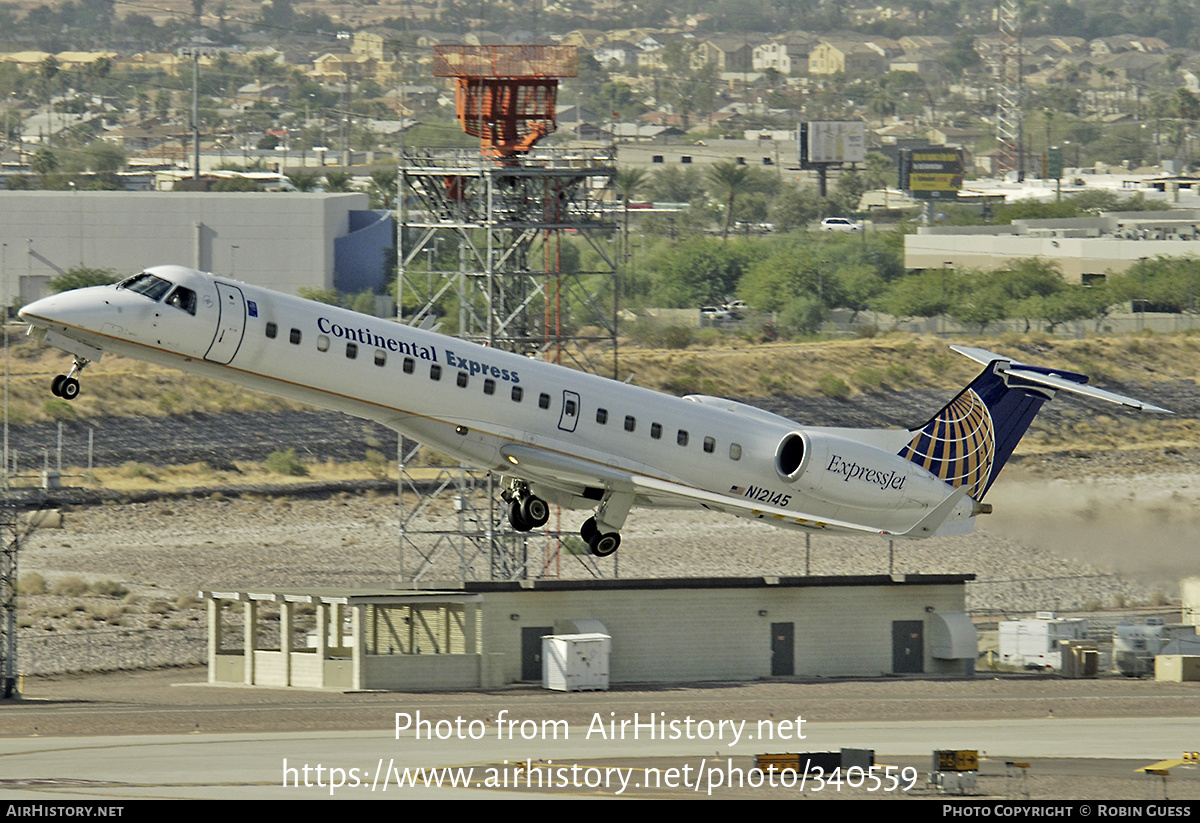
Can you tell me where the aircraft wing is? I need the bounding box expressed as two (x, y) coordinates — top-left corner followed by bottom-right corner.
(500, 444), (967, 538)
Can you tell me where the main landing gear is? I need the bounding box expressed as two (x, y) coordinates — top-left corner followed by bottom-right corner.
(580, 517), (620, 557)
(503, 482), (550, 532)
(580, 490), (633, 558)
(503, 481), (631, 559)
(50, 357), (89, 401)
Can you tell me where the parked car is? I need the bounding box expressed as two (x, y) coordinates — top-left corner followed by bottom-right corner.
(700, 306), (732, 321)
(820, 217), (861, 233)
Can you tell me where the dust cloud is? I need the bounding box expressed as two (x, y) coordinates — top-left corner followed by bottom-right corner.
(982, 473), (1200, 594)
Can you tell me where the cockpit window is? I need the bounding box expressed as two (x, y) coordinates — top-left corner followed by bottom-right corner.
(164, 286), (196, 315)
(119, 272), (173, 302)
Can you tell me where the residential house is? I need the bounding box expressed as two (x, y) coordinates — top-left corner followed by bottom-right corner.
(594, 41), (636, 69)
(235, 82), (289, 105)
(310, 53), (377, 84)
(809, 40), (887, 76)
(695, 37), (753, 73)
(889, 51), (943, 75)
(897, 36), (948, 54)
(352, 28), (403, 62)
(752, 32), (818, 75)
(561, 29), (608, 49)
(1090, 35), (1169, 56)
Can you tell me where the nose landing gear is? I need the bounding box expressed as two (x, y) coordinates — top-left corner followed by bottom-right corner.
(50, 357), (89, 400)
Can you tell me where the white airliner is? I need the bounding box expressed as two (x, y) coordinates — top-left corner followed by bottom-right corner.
(19, 265), (1169, 557)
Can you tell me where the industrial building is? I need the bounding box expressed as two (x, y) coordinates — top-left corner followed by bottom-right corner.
(203, 575), (977, 691)
(0, 191), (394, 304)
(905, 210), (1200, 282)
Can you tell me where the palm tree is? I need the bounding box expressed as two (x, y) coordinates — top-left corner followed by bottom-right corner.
(706, 161), (754, 240)
(39, 56), (59, 146)
(323, 170), (353, 192)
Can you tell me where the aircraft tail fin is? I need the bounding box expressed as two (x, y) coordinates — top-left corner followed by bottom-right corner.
(898, 346), (1169, 501)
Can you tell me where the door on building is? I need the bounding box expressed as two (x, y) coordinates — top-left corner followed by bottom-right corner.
(892, 620), (924, 673)
(521, 626), (554, 681)
(771, 622), (795, 676)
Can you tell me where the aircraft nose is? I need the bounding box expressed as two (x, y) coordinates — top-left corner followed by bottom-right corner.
(19, 293), (65, 325)
(20, 287), (108, 328)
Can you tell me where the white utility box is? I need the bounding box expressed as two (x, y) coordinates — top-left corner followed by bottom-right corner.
(542, 632), (610, 691)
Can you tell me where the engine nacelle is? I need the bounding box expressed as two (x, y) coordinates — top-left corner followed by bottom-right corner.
(774, 429), (954, 511)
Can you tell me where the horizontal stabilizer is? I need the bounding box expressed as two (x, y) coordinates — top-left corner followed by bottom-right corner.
(1004, 366), (1172, 414)
(950, 345), (1171, 413)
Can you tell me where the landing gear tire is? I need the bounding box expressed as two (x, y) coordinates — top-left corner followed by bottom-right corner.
(581, 517), (620, 557)
(580, 516), (598, 543)
(508, 499), (532, 532)
(589, 530), (621, 558)
(59, 377), (80, 400)
(520, 495), (550, 528)
(51, 375), (65, 397)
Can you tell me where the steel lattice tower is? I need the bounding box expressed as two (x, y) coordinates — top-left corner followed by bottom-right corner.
(395, 46), (619, 584)
(0, 504), (15, 697)
(996, 0), (1023, 178)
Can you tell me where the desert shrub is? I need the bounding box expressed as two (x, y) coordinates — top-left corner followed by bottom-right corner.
(121, 462), (159, 481)
(17, 572), (47, 595)
(90, 580), (128, 598)
(44, 399), (77, 420)
(818, 374), (851, 400)
(661, 325), (694, 349)
(50, 575), (90, 596)
(265, 448), (308, 476)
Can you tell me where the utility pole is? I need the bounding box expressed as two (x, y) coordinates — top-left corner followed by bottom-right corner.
(192, 48), (200, 179)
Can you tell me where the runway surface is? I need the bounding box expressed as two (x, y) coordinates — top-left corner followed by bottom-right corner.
(2, 669), (1198, 800)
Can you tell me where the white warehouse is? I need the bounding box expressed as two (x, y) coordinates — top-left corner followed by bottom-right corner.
(0, 191), (394, 304)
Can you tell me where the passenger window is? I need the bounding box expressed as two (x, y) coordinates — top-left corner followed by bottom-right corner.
(289, 328), (301, 345)
(650, 423), (662, 440)
(483, 378), (495, 395)
(430, 364), (441, 380)
(677, 430), (689, 446)
(403, 357), (414, 374)
(457, 372), (468, 388)
(729, 443), (742, 460)
(374, 350), (386, 366)
(512, 386), (523, 402)
(345, 342), (357, 359)
(565, 399), (577, 416)
(266, 322), (277, 339)
(703, 436), (715, 454)
(317, 335), (330, 352)
(624, 415), (636, 432)
(539, 393), (550, 409)
(596, 408), (608, 424)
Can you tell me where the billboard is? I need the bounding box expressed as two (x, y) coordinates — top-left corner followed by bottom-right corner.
(802, 121), (866, 165)
(899, 148), (964, 200)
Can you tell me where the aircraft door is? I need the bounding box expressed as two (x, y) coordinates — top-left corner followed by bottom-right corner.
(558, 390), (580, 433)
(205, 282), (247, 365)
